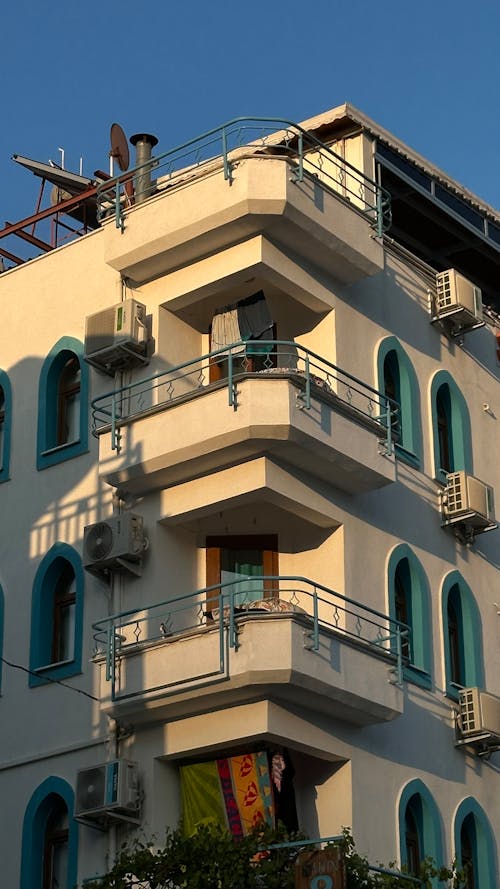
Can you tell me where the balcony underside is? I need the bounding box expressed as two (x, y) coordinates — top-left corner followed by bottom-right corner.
(96, 614), (403, 727)
(162, 700), (348, 763)
(102, 157), (384, 286)
(99, 378), (395, 497)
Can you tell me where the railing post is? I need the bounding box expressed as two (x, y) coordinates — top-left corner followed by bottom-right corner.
(396, 624), (403, 687)
(106, 625), (114, 682)
(304, 353), (311, 410)
(222, 127), (233, 184)
(376, 187), (383, 238)
(295, 131), (304, 182)
(111, 394), (118, 451)
(228, 587), (238, 650)
(115, 179), (123, 231)
(385, 397), (393, 456)
(313, 586), (319, 651)
(228, 352), (236, 409)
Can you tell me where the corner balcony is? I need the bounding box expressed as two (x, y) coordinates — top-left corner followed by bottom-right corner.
(92, 341), (397, 498)
(97, 117), (390, 285)
(92, 576), (406, 727)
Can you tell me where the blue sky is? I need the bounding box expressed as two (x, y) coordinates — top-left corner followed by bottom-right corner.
(1, 0), (499, 232)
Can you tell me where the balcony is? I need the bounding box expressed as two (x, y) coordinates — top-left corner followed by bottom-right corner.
(92, 341), (397, 497)
(92, 576), (407, 727)
(98, 117), (390, 285)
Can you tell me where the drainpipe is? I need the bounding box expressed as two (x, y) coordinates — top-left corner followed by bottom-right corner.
(130, 133), (158, 203)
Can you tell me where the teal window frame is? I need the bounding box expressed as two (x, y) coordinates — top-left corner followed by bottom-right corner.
(430, 371), (472, 484)
(387, 545), (432, 689)
(37, 336), (89, 470)
(0, 369), (12, 482)
(441, 571), (484, 701)
(398, 779), (443, 877)
(377, 337), (421, 468)
(20, 776), (78, 889)
(0, 583), (4, 692)
(29, 543), (84, 687)
(454, 798), (497, 889)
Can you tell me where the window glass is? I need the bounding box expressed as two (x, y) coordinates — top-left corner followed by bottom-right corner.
(436, 385), (453, 472)
(52, 564), (76, 663)
(57, 357), (81, 446)
(43, 802), (69, 889)
(0, 385), (4, 468)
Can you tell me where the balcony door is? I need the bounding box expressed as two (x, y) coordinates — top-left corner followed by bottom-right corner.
(206, 535), (278, 612)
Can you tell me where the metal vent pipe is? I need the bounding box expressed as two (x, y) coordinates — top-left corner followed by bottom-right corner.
(130, 133), (159, 204)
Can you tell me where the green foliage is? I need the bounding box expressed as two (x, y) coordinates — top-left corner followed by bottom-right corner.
(338, 828), (468, 889)
(82, 825), (468, 889)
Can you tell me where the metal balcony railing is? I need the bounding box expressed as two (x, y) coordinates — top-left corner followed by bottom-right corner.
(91, 340), (398, 454)
(92, 576), (409, 704)
(96, 116), (392, 236)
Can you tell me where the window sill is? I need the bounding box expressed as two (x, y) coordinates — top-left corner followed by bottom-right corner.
(404, 664), (432, 690)
(37, 438), (88, 470)
(395, 444), (420, 469)
(29, 660), (82, 687)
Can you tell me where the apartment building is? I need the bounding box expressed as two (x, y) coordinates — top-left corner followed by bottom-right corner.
(0, 105), (498, 887)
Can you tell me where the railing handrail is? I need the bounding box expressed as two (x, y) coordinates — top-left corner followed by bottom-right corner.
(97, 115), (391, 235)
(97, 114), (389, 200)
(91, 339), (397, 430)
(92, 574), (406, 636)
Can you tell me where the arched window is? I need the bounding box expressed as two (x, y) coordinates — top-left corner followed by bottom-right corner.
(442, 572), (483, 700)
(430, 371), (472, 483)
(454, 798), (497, 889)
(37, 337), (89, 470)
(29, 543), (84, 687)
(387, 545), (431, 688)
(21, 776), (78, 889)
(0, 369), (12, 482)
(398, 780), (443, 875)
(377, 338), (421, 467)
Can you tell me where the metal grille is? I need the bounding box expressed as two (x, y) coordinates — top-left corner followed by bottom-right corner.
(459, 687), (478, 734)
(445, 472), (464, 515)
(85, 306), (117, 353)
(436, 270), (453, 311)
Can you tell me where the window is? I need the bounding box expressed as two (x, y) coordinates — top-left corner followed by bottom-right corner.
(21, 777), (78, 889)
(377, 338), (421, 467)
(398, 780), (443, 874)
(206, 535), (279, 612)
(209, 292), (276, 383)
(387, 545), (431, 688)
(37, 336), (89, 470)
(454, 798), (497, 889)
(0, 369), (12, 482)
(442, 572), (484, 700)
(29, 543), (84, 687)
(430, 371), (472, 483)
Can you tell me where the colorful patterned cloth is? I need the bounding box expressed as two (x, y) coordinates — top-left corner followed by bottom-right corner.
(180, 751), (275, 837)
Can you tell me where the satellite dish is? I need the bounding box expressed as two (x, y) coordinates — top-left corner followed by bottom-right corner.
(110, 123), (130, 172)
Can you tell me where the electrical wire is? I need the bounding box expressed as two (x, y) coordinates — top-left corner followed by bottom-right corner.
(0, 655), (99, 701)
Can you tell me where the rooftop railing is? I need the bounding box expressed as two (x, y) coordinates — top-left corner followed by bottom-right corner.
(91, 340), (398, 454)
(92, 575), (409, 704)
(96, 116), (392, 237)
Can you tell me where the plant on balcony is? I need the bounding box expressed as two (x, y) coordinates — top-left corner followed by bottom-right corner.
(81, 825), (467, 889)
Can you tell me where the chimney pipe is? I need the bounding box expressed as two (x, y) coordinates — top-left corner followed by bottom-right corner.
(130, 133), (159, 204)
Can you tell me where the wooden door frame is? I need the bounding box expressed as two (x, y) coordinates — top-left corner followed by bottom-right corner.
(206, 534), (279, 612)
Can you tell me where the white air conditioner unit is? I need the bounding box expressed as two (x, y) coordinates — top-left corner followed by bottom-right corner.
(84, 513), (146, 575)
(458, 688), (500, 741)
(84, 298), (148, 374)
(442, 471), (495, 533)
(435, 269), (483, 331)
(75, 760), (140, 820)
